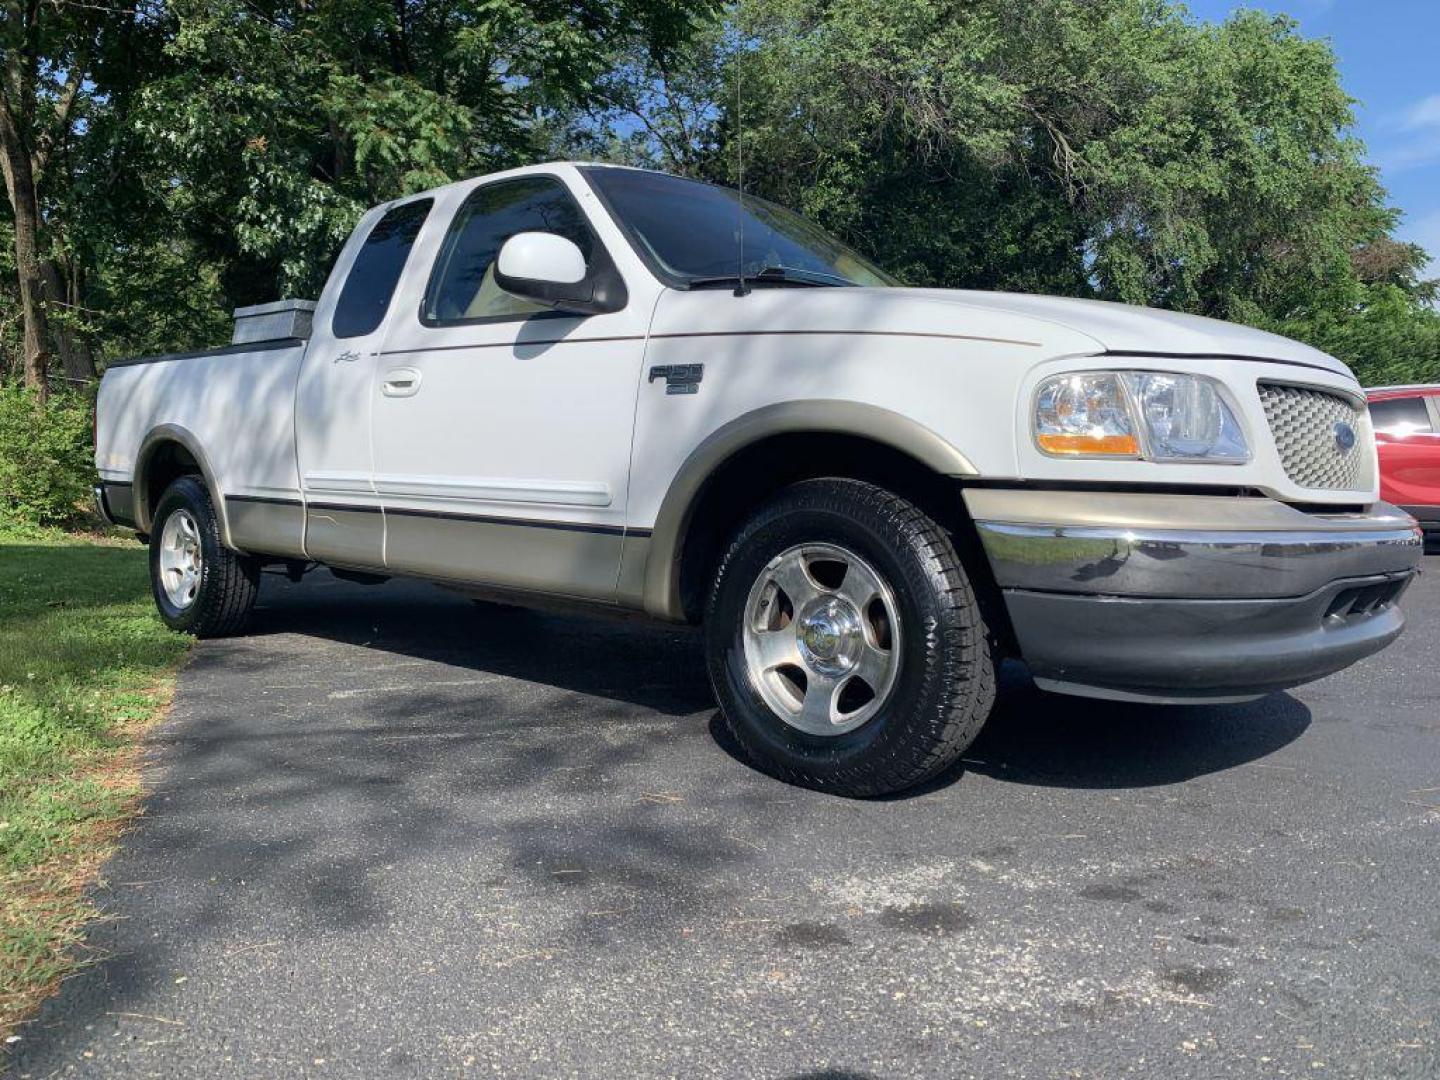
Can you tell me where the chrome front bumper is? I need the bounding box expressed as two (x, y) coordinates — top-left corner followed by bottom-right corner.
(1399, 504), (1440, 542)
(966, 489), (1423, 702)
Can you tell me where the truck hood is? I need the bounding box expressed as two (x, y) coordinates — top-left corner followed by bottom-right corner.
(895, 288), (1355, 379)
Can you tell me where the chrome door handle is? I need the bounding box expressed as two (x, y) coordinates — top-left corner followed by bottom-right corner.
(382, 368), (423, 397)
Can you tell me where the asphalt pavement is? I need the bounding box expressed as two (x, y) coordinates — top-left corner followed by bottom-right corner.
(7, 556), (1439, 1078)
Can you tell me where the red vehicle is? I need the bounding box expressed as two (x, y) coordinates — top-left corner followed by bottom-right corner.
(1367, 385), (1440, 548)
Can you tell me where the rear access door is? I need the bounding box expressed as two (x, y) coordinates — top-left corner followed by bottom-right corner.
(296, 197), (433, 568)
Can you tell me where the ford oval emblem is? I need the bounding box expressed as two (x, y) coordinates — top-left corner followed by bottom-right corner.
(1333, 421), (1357, 454)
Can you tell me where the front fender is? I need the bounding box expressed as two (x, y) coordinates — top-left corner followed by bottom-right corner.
(639, 400), (977, 620)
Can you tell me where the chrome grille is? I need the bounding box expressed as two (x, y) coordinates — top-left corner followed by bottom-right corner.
(1258, 383), (1372, 491)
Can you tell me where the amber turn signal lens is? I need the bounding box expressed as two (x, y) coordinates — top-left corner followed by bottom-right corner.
(1035, 433), (1141, 455)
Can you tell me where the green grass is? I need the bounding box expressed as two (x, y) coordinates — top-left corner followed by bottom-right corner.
(0, 524), (188, 1041)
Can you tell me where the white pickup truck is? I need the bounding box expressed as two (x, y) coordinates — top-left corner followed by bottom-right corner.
(94, 161), (1423, 795)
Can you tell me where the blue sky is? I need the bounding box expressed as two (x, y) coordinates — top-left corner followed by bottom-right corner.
(1186, 0), (1440, 276)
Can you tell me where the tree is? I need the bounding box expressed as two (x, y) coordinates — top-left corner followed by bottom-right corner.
(0, 0), (709, 383)
(554, 18), (732, 178)
(6, 0), (1437, 393)
(0, 0), (173, 391)
(581, 0), (1435, 360)
(128, 0), (710, 306)
(2, 0), (91, 392)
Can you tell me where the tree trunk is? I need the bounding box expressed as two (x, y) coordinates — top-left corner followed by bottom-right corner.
(40, 258), (96, 382)
(0, 98), (52, 398)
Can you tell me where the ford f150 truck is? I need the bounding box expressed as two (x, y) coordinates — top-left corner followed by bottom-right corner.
(93, 162), (1424, 796)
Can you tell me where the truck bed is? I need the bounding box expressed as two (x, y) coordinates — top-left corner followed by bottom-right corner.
(95, 337), (309, 546)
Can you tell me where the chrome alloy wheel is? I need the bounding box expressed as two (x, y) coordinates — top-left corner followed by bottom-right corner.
(741, 543), (902, 736)
(158, 508), (203, 609)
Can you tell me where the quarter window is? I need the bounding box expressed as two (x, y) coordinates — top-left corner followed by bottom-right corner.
(332, 199), (432, 339)
(424, 177), (597, 324)
(1369, 396), (1433, 435)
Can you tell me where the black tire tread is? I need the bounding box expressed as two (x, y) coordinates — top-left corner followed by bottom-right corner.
(151, 476), (260, 638)
(706, 478), (996, 796)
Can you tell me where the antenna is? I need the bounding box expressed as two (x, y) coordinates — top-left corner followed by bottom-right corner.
(734, 35), (749, 298)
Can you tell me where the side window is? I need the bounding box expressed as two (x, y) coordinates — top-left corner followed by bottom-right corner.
(424, 177), (596, 324)
(1369, 396), (1434, 435)
(332, 199), (432, 339)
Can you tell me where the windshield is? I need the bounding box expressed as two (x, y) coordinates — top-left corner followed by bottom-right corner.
(581, 167), (897, 289)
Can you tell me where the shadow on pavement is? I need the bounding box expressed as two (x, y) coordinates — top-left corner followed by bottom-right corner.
(258, 573), (1310, 796)
(7, 571), (1316, 1074)
(710, 662), (1311, 798)
(959, 663), (1312, 790)
(247, 572), (715, 717)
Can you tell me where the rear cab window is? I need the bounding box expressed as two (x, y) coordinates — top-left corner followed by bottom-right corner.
(332, 199), (433, 339)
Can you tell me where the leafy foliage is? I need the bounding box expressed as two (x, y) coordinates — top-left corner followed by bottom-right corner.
(0, 387), (95, 528)
(570, 0), (1439, 379)
(753, 4), (1424, 303)
(0, 0), (710, 374)
(1257, 284), (1440, 389)
(1, 0), (1438, 506)
(122, 0), (708, 306)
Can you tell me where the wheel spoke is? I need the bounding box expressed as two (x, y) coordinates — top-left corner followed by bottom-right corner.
(797, 674), (841, 730)
(741, 541), (904, 738)
(853, 640), (894, 691)
(768, 555), (820, 610)
(749, 628), (801, 673)
(838, 559), (883, 609)
(158, 509), (205, 610)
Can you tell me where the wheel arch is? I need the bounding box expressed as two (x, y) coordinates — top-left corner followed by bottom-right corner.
(134, 424), (233, 546)
(640, 401), (982, 623)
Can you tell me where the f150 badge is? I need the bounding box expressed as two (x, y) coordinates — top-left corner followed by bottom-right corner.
(649, 364), (704, 395)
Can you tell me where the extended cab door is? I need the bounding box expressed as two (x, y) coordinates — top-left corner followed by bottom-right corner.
(369, 171), (649, 599)
(296, 197), (433, 568)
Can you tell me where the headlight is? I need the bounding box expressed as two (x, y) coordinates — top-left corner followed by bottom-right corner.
(1033, 371), (1249, 462)
(1033, 372), (1140, 456)
(1126, 372), (1248, 461)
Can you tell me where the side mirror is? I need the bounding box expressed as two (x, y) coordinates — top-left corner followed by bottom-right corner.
(494, 232), (603, 315)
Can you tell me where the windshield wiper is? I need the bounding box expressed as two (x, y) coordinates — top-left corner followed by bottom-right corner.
(684, 265), (855, 290)
(758, 265), (858, 286)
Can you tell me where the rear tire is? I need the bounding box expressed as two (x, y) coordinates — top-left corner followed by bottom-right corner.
(149, 475), (260, 637)
(705, 478), (996, 797)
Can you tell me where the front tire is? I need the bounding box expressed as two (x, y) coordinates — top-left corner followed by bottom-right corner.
(705, 478), (996, 797)
(149, 475), (260, 637)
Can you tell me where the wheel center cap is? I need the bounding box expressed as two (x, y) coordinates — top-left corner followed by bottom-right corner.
(797, 599), (861, 674)
(803, 619), (840, 658)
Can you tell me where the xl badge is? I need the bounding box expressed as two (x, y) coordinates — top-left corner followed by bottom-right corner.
(1333, 421), (1357, 454)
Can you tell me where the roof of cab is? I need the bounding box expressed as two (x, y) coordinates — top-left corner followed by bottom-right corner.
(387, 160), (660, 207)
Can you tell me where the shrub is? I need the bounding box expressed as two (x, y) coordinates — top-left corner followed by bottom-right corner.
(0, 385), (96, 529)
